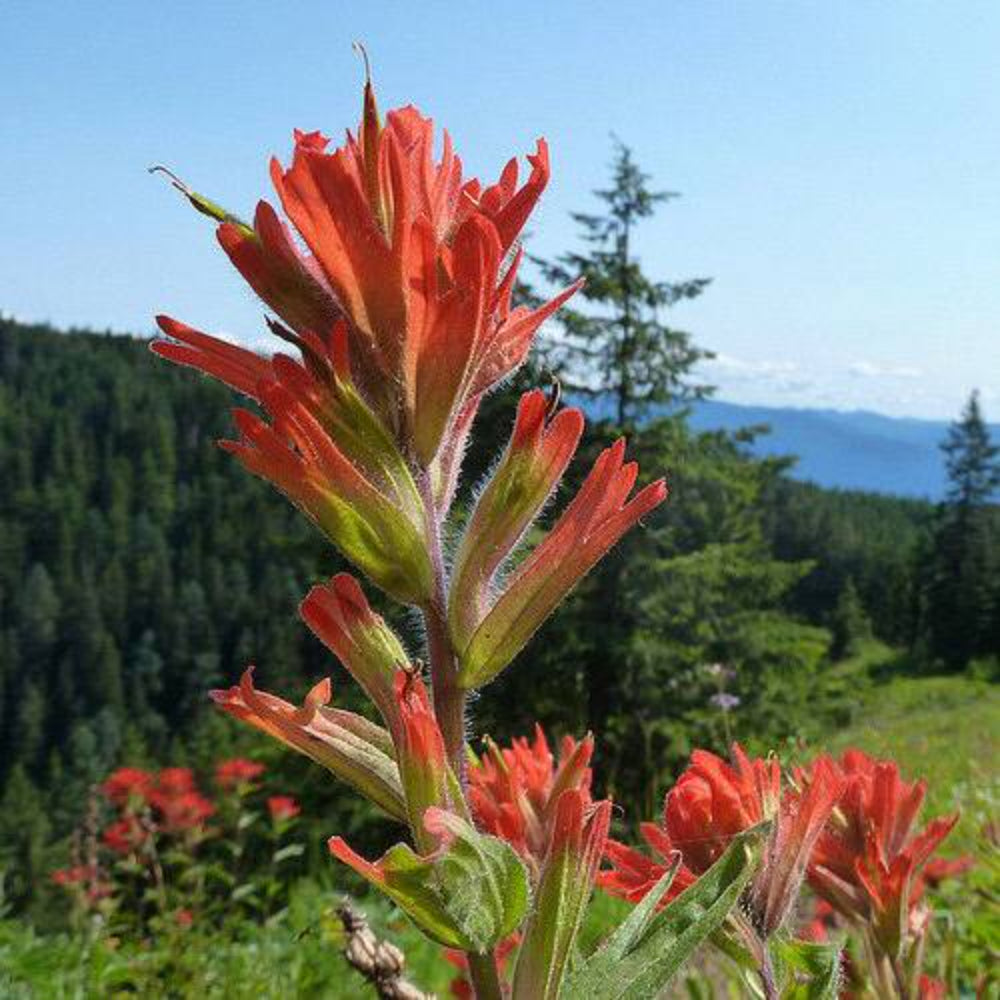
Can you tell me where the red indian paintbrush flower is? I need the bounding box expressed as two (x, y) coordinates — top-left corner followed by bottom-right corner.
(155, 767), (197, 796)
(103, 816), (147, 855)
(102, 767), (154, 807)
(267, 796), (301, 821)
(153, 790), (215, 833)
(264, 78), (580, 469)
(601, 744), (778, 906)
(806, 749), (960, 959)
(601, 744), (844, 938)
(153, 71), (580, 508)
(467, 724), (594, 878)
(215, 758), (266, 789)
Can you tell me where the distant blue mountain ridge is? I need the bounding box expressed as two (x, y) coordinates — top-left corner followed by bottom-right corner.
(580, 396), (999, 500)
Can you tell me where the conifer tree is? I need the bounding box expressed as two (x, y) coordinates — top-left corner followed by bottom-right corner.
(830, 577), (872, 660)
(533, 140), (712, 426)
(923, 391), (1000, 668)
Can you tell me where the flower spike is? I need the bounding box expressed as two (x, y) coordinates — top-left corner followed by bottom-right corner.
(458, 438), (667, 688)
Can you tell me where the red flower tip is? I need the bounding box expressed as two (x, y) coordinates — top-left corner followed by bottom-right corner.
(808, 748), (962, 958)
(292, 129), (330, 152)
(101, 767), (154, 807)
(267, 795), (301, 821)
(215, 757), (266, 789)
(468, 725), (594, 874)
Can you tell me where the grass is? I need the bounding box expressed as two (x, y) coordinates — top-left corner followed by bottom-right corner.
(820, 641), (999, 854)
(0, 881), (456, 999)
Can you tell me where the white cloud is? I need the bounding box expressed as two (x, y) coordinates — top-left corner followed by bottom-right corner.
(848, 361), (924, 379)
(706, 353), (800, 378)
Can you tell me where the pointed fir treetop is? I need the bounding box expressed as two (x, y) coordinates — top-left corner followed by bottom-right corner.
(532, 139), (713, 427)
(941, 389), (1000, 508)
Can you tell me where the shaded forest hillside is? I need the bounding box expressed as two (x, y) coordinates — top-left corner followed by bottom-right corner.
(0, 316), (959, 839)
(0, 318), (347, 799)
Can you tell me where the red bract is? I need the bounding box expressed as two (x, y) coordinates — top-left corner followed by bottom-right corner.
(918, 975), (947, 999)
(601, 744), (779, 906)
(155, 767), (197, 796)
(267, 796), (301, 821)
(806, 750), (960, 958)
(394, 672), (456, 852)
(922, 853), (974, 887)
(103, 816), (147, 854)
(211, 667), (406, 823)
(215, 758), (266, 789)
(154, 790), (216, 833)
(101, 767), (153, 806)
(152, 73), (580, 512)
(467, 725), (593, 876)
(601, 745), (845, 939)
(299, 572), (409, 733)
(453, 434), (667, 689)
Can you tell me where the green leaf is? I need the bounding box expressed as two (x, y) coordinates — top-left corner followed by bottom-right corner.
(771, 938), (843, 999)
(272, 843), (305, 864)
(429, 812), (531, 951)
(331, 811), (530, 952)
(230, 882), (258, 903)
(590, 855), (683, 964)
(563, 824), (766, 1000)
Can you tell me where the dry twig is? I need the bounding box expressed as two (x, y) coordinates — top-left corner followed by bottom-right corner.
(337, 899), (436, 1000)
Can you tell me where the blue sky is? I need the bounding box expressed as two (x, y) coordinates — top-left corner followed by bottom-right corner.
(3, 1), (998, 419)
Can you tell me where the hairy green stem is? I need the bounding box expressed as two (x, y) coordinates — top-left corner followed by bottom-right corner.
(419, 472), (467, 779)
(424, 602), (467, 782)
(419, 476), (500, 1000)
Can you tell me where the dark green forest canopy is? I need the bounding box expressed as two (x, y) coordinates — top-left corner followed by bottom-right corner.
(1, 315), (992, 908)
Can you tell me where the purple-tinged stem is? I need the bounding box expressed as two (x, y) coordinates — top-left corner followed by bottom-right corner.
(419, 476), (501, 1000)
